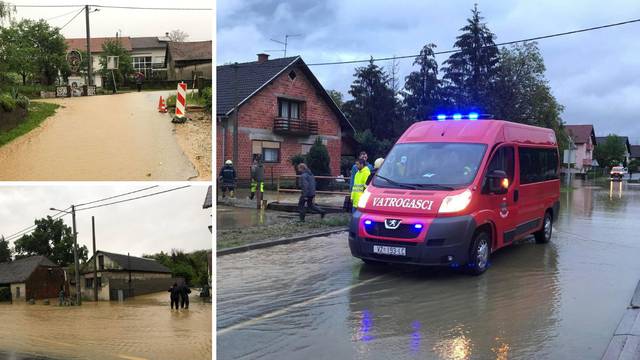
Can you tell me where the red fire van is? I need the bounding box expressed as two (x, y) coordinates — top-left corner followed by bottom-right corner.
(349, 113), (560, 275)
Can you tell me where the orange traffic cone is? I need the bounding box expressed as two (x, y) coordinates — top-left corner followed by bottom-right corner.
(158, 96), (163, 111)
(158, 96), (167, 113)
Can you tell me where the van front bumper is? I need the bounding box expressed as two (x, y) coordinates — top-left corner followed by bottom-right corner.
(348, 211), (477, 267)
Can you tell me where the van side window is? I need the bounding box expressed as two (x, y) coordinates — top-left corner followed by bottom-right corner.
(487, 146), (515, 183)
(519, 147), (558, 184)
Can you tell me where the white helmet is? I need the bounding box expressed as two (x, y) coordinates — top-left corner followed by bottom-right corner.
(225, 160), (232, 165)
(374, 158), (384, 169)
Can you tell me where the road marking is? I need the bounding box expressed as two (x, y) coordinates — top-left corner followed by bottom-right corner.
(117, 355), (148, 360)
(218, 274), (386, 336)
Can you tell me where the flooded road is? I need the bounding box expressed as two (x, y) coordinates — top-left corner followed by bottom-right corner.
(0, 291), (211, 360)
(217, 181), (640, 359)
(0, 91), (197, 180)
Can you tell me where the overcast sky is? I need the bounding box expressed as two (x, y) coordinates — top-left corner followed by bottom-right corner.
(0, 185), (212, 258)
(11, 0), (212, 40)
(218, 0), (640, 143)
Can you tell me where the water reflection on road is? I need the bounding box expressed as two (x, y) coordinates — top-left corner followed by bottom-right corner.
(0, 291), (212, 360)
(218, 181), (640, 359)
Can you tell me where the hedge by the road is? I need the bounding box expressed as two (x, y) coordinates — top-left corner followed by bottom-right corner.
(0, 102), (59, 147)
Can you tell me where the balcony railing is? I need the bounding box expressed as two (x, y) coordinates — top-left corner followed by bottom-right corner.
(273, 117), (318, 135)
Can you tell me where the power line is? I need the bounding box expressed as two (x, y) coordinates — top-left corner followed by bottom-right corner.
(3, 209), (69, 242)
(92, 5), (212, 11)
(58, 7), (84, 30)
(307, 17), (640, 66)
(223, 16), (640, 68)
(75, 185), (159, 207)
(75, 185), (191, 212)
(45, 6), (82, 21)
(11, 4), (212, 10)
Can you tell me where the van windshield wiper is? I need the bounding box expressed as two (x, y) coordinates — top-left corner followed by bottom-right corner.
(408, 183), (456, 191)
(375, 175), (418, 190)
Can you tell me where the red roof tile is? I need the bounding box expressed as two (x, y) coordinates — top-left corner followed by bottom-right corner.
(565, 125), (595, 144)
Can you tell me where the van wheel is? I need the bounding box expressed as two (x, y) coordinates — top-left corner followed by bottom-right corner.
(535, 212), (552, 244)
(467, 231), (491, 275)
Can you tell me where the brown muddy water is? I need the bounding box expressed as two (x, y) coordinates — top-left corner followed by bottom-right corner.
(0, 291), (211, 360)
(217, 206), (296, 230)
(217, 181), (640, 359)
(0, 91), (196, 180)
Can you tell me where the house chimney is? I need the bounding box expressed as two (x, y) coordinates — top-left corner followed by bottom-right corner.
(257, 53), (269, 63)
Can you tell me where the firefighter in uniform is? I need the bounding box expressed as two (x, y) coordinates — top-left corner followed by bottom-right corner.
(218, 160), (236, 198)
(351, 159), (371, 212)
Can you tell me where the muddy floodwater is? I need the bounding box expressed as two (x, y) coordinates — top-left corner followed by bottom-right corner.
(0, 291), (211, 360)
(217, 206), (296, 230)
(0, 91), (197, 180)
(217, 181), (640, 359)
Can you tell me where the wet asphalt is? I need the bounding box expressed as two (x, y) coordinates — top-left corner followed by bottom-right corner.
(217, 180), (640, 359)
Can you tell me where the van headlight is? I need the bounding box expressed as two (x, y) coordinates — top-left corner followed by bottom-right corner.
(438, 189), (472, 214)
(358, 189), (371, 209)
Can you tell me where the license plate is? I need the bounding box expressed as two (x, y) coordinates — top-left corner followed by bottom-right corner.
(373, 245), (406, 256)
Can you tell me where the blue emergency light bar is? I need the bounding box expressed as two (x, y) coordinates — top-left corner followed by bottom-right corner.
(430, 113), (493, 121)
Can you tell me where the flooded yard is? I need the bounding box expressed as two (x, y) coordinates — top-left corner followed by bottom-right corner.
(0, 291), (211, 360)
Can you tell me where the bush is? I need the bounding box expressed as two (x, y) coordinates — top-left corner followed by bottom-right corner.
(15, 95), (30, 109)
(307, 137), (331, 189)
(341, 156), (355, 177)
(202, 87), (212, 113)
(0, 94), (16, 112)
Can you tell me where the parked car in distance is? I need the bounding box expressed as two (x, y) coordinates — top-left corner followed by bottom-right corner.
(611, 166), (625, 181)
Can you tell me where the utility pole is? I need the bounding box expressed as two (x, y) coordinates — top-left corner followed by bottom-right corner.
(71, 205), (81, 305)
(85, 5), (92, 86)
(91, 216), (97, 302)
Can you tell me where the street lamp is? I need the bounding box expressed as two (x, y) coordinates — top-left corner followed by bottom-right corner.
(51, 206), (81, 306)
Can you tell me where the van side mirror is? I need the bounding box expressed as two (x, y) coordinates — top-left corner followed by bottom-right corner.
(486, 170), (509, 194)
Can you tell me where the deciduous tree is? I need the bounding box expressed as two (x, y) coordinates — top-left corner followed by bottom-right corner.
(594, 135), (626, 168)
(13, 216), (88, 266)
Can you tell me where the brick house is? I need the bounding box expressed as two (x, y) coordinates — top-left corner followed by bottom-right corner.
(0, 256), (67, 302)
(216, 54), (354, 183)
(565, 125), (597, 172)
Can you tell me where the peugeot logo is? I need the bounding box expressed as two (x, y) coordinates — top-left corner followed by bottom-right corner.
(384, 219), (402, 229)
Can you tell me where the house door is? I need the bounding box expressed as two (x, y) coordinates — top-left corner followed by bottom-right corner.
(15, 286), (20, 299)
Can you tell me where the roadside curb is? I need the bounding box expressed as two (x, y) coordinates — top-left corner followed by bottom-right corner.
(217, 227), (348, 256)
(601, 279), (640, 359)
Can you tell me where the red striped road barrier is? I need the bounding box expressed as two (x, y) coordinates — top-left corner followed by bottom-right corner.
(175, 82), (187, 119)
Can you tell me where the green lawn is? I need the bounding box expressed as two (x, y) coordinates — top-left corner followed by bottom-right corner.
(0, 102), (59, 147)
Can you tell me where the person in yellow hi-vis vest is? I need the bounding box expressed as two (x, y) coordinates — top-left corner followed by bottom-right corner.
(351, 159), (371, 212)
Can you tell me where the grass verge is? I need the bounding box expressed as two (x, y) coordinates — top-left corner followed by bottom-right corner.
(166, 91), (207, 107)
(217, 213), (350, 250)
(0, 102), (59, 147)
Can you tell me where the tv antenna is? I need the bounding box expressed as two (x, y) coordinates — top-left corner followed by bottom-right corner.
(269, 34), (301, 58)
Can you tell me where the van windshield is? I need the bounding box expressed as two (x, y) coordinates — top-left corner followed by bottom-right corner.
(373, 142), (487, 189)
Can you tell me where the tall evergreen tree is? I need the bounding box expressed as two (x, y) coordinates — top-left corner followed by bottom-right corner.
(402, 43), (440, 122)
(342, 58), (399, 140)
(0, 236), (12, 263)
(441, 4), (500, 111)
